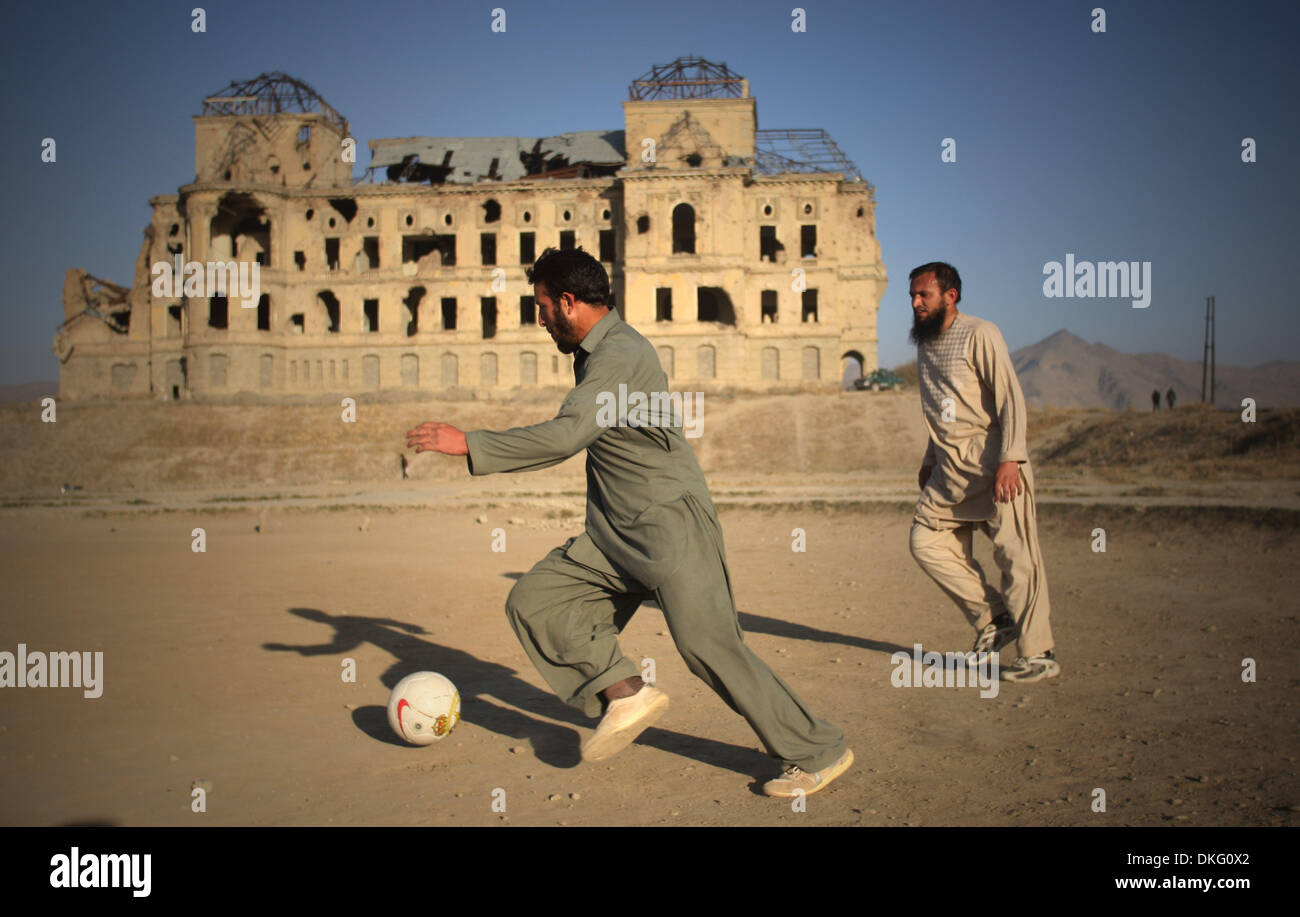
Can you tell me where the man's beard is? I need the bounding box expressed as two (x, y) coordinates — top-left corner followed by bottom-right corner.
(549, 307), (580, 354)
(909, 305), (949, 346)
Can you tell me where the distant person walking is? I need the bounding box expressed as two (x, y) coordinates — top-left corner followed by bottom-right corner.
(906, 262), (1058, 683)
(1166, 387), (1176, 410)
(1151, 389), (1161, 411)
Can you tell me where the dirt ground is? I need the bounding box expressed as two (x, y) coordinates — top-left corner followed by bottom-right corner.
(1, 395), (1297, 826)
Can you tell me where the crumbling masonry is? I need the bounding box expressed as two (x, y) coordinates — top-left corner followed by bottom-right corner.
(54, 59), (887, 400)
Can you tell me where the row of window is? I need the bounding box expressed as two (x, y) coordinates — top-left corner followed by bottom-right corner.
(196, 286), (819, 338)
(655, 288), (819, 323)
(654, 345), (822, 381)
(627, 204), (822, 260)
(196, 293), (543, 337)
(280, 353), (556, 388)
(301, 222), (817, 267)
(298, 228), (619, 272)
(151, 341), (827, 394)
(207, 213), (818, 274)
(295, 198), (844, 242)
(349, 199), (611, 230)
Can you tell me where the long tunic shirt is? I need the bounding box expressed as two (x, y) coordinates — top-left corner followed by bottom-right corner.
(915, 312), (1030, 527)
(465, 309), (715, 589)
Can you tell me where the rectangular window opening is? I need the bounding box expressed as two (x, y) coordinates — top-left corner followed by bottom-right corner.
(656, 288), (673, 322)
(801, 225), (817, 259)
(802, 289), (819, 323)
(208, 296), (228, 329)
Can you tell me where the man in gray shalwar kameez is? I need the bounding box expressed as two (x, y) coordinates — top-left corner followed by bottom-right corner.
(407, 248), (852, 796)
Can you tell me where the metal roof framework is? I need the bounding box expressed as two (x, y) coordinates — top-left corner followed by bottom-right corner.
(628, 56), (745, 100)
(754, 128), (866, 183)
(201, 71), (348, 135)
(57, 271), (131, 338)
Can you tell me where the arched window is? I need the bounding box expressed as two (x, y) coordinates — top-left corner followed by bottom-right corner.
(672, 203), (695, 254)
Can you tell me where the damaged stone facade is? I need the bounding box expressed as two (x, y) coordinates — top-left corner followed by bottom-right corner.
(55, 64), (887, 400)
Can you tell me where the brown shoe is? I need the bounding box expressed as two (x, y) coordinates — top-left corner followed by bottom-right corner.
(580, 685), (670, 762)
(762, 748), (854, 798)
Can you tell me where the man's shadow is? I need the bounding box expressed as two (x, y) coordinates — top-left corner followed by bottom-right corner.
(263, 606), (775, 781)
(737, 611), (912, 656)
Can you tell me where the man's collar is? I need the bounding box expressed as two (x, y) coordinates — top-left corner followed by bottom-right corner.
(934, 310), (964, 339)
(578, 307), (621, 354)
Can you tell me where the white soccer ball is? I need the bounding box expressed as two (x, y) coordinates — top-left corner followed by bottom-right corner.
(387, 672), (462, 746)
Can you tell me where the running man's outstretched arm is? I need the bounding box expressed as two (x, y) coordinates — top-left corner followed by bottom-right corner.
(406, 343), (623, 475)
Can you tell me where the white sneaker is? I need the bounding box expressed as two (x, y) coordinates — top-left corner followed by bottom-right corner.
(580, 685), (670, 762)
(762, 748), (855, 798)
(970, 613), (1018, 658)
(999, 650), (1061, 683)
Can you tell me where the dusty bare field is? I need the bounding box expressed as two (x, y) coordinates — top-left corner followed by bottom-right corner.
(1, 500), (1298, 827)
(1, 394), (1297, 826)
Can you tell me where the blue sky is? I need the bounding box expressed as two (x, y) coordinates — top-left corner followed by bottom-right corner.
(2, 0), (1296, 384)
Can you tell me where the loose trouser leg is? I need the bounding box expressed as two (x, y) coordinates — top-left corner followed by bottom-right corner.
(654, 495), (847, 773)
(909, 519), (1007, 631)
(505, 539), (648, 718)
(980, 464), (1054, 659)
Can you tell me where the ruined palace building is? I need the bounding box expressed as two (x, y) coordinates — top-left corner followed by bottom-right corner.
(54, 58), (887, 400)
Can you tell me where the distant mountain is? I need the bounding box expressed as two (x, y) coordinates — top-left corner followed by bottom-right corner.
(1011, 330), (1300, 410)
(0, 381), (58, 403)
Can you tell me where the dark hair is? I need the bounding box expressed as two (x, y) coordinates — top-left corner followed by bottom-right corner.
(908, 262), (962, 304)
(525, 246), (610, 306)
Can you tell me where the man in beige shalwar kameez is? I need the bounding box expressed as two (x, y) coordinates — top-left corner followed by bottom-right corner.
(906, 262), (1059, 682)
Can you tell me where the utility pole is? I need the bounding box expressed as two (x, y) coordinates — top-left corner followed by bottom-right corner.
(1201, 295), (1216, 404)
